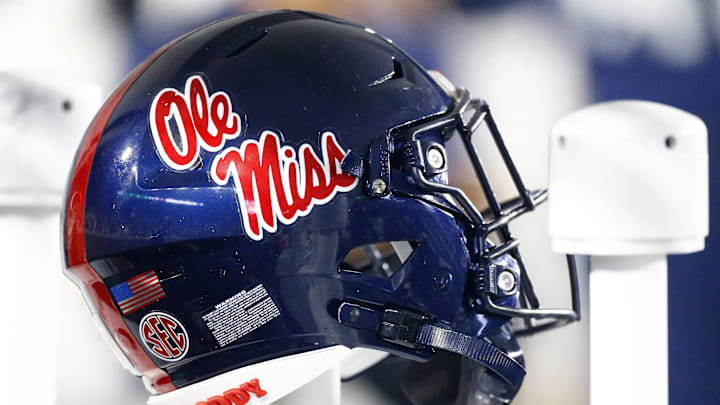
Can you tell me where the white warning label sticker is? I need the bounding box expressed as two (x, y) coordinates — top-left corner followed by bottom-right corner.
(202, 284), (281, 347)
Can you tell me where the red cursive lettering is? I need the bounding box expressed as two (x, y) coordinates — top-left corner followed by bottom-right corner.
(196, 378), (267, 405)
(211, 131), (357, 241)
(149, 76), (358, 241)
(150, 75), (241, 170)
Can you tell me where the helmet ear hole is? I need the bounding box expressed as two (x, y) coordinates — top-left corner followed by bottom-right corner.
(339, 241), (418, 279)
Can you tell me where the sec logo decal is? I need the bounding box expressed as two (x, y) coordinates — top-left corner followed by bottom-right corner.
(139, 312), (189, 362)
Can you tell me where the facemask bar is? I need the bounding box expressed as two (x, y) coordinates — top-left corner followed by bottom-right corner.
(396, 89), (580, 336)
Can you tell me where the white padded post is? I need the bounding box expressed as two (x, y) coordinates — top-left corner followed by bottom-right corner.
(548, 100), (708, 405)
(0, 71), (104, 404)
(275, 363), (342, 405)
(147, 346), (348, 405)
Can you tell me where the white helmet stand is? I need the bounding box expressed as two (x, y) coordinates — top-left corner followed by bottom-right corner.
(147, 346), (348, 405)
(274, 363), (342, 405)
(149, 346), (392, 404)
(0, 72), (104, 404)
(548, 101), (708, 405)
(270, 347), (388, 405)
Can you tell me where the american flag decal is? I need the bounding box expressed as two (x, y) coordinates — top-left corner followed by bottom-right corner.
(110, 270), (167, 315)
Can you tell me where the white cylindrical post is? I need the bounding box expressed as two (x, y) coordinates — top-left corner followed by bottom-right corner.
(548, 100), (708, 405)
(0, 72), (107, 404)
(589, 255), (667, 405)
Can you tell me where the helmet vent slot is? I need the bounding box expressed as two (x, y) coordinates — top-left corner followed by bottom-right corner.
(223, 29), (268, 59)
(391, 59), (404, 80)
(368, 59), (404, 87)
(339, 241), (417, 278)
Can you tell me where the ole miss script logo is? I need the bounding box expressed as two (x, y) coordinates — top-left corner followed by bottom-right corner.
(150, 75), (358, 241)
(139, 312), (189, 361)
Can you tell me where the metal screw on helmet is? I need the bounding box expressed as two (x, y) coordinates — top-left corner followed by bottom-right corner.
(497, 270), (516, 293)
(349, 307), (361, 322)
(426, 146), (445, 170)
(371, 178), (387, 195)
(433, 271), (453, 293)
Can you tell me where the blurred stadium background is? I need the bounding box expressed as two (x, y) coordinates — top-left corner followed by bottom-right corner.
(0, 0), (717, 404)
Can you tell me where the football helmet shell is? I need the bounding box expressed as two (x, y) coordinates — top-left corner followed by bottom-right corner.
(63, 10), (578, 397)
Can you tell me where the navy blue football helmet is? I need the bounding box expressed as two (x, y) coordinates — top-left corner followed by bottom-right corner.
(63, 10), (579, 403)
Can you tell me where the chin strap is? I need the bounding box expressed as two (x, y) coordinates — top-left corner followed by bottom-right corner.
(337, 302), (526, 387)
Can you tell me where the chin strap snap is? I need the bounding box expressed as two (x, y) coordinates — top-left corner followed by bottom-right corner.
(337, 302), (525, 387)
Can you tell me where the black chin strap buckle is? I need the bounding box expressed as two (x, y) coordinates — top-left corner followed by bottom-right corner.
(337, 301), (526, 387)
(337, 302), (430, 351)
(377, 307), (433, 350)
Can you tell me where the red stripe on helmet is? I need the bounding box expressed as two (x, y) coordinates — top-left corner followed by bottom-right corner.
(65, 40), (180, 394)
